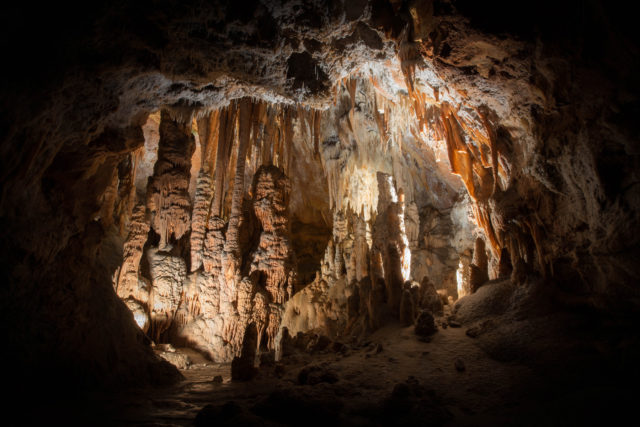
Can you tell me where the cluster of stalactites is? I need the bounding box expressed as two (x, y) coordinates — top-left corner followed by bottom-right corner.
(111, 100), (304, 359)
(190, 99), (322, 272)
(173, 100), (299, 360)
(321, 76), (424, 222)
(394, 49), (550, 283)
(146, 110), (196, 250)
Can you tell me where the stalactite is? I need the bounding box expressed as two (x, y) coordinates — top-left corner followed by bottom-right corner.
(313, 108), (321, 157)
(191, 109), (224, 272)
(225, 98), (254, 263)
(212, 104), (238, 218)
(99, 168), (119, 228)
(147, 110), (196, 249)
(114, 153), (138, 234)
(284, 107), (294, 176)
(197, 109), (221, 173)
(190, 171), (214, 271)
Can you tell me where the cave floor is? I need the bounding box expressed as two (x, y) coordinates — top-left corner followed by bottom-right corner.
(78, 323), (561, 426)
(24, 307), (635, 427)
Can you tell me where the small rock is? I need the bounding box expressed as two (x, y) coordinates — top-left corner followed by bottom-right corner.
(454, 358), (465, 372)
(154, 343), (176, 352)
(298, 365), (339, 385)
(414, 310), (437, 337)
(375, 343), (384, 354)
(331, 341), (347, 353)
(307, 334), (332, 353)
(155, 349), (191, 369)
(212, 375), (223, 383)
(231, 356), (257, 381)
(448, 320), (461, 328)
(260, 351), (275, 367)
(280, 327), (296, 357)
(466, 327), (480, 338)
(382, 377), (452, 425)
(293, 331), (314, 350)
(274, 363), (285, 378)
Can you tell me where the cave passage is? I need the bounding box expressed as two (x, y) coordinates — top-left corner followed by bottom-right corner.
(1, 1), (639, 426)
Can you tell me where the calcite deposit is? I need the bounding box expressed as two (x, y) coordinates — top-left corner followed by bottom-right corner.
(1, 3), (638, 419)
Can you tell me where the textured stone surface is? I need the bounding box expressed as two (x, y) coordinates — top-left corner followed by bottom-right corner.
(1, 0), (638, 396)
(147, 111), (196, 249)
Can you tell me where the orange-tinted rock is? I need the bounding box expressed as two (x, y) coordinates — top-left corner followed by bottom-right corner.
(147, 111), (196, 249)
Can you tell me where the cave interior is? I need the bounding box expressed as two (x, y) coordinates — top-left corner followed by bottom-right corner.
(1, 0), (639, 425)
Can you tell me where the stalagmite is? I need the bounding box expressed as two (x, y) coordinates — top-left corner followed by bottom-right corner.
(456, 251), (472, 298)
(249, 165), (294, 306)
(116, 203), (151, 329)
(418, 276), (443, 316)
(147, 248), (187, 341)
(372, 172), (408, 314)
(399, 286), (415, 326)
(469, 237), (489, 292)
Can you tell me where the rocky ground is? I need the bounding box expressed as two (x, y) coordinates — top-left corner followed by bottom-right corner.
(20, 280), (637, 427)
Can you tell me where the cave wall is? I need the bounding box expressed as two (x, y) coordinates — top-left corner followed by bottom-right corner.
(1, 0), (638, 391)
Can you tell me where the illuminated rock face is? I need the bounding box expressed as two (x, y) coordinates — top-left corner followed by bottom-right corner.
(116, 203), (151, 331)
(147, 111), (196, 250)
(1, 0), (637, 392)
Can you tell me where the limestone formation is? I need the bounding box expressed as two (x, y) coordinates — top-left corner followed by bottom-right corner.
(147, 111), (196, 250)
(469, 237), (490, 293)
(116, 203), (151, 310)
(418, 276), (444, 316)
(190, 171), (214, 272)
(147, 248), (187, 341)
(2, 0), (638, 401)
(249, 165), (294, 306)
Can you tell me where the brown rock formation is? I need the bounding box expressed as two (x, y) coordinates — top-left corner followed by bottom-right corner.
(147, 248), (187, 341)
(2, 0), (638, 401)
(469, 237), (490, 292)
(249, 165), (294, 306)
(116, 203), (151, 329)
(371, 172), (408, 314)
(190, 171), (214, 272)
(147, 111), (196, 249)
